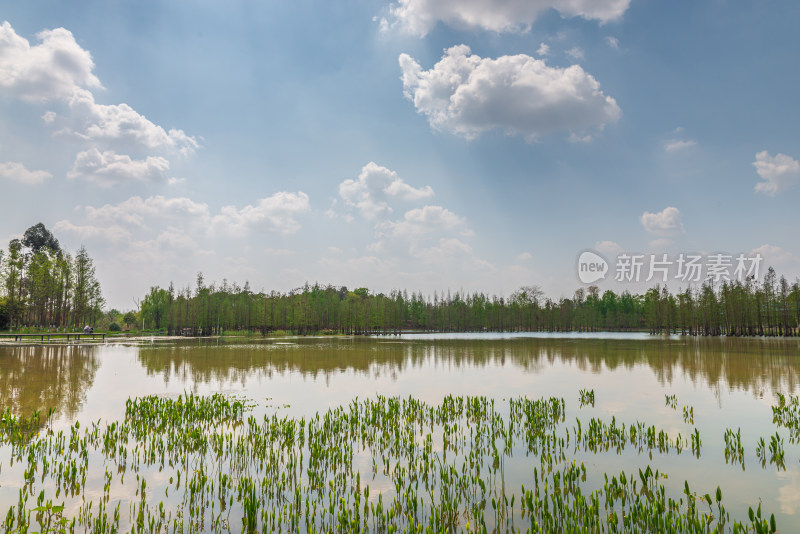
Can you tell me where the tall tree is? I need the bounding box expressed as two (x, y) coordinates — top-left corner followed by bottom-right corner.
(22, 223), (61, 254)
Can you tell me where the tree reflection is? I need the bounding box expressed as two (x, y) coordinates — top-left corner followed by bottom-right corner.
(0, 345), (100, 418)
(136, 336), (800, 396)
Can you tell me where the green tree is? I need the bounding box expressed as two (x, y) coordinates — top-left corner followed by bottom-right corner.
(22, 222), (61, 254)
(123, 311), (137, 329)
(141, 287), (171, 330)
(72, 246), (103, 326)
(3, 240), (25, 327)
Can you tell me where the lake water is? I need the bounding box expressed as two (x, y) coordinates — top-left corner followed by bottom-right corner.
(1, 333), (799, 531)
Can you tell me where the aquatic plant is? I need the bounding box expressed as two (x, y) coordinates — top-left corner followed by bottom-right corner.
(578, 388), (595, 408)
(723, 428), (745, 469)
(772, 393), (799, 443)
(682, 405), (694, 425)
(0, 392), (781, 533)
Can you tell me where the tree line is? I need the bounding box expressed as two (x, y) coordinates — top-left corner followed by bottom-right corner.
(0, 223), (104, 329)
(139, 269), (800, 337)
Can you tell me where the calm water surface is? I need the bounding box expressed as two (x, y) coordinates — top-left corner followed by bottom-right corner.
(1, 333), (799, 528)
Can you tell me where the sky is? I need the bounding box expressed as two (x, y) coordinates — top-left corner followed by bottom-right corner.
(1, 0), (799, 310)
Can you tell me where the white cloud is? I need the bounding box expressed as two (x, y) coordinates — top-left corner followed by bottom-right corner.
(0, 21), (101, 102)
(387, 0), (632, 36)
(67, 90), (199, 155)
(399, 45), (621, 141)
(566, 46), (585, 61)
(665, 139), (696, 152)
(338, 162), (434, 219)
(0, 21), (198, 157)
(53, 219), (131, 241)
(84, 195), (211, 228)
(410, 237), (493, 270)
(518, 252), (533, 260)
(54, 192), (315, 308)
(605, 36), (620, 50)
(640, 206), (684, 236)
(568, 132), (595, 143)
(753, 150), (799, 196)
(357, 202), (492, 272)
(67, 148), (170, 187)
(0, 161), (52, 184)
(211, 191), (311, 235)
(55, 196), (221, 258)
(750, 244), (797, 269)
(594, 240), (623, 256)
(536, 43), (550, 56)
(376, 205), (470, 240)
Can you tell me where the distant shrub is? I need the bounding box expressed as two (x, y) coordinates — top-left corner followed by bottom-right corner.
(108, 322), (122, 332)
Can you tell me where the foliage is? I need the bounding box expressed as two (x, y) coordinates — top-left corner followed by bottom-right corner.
(21, 222), (61, 254)
(123, 311), (137, 328)
(133, 270), (800, 337)
(0, 224), (103, 329)
(0, 392), (781, 533)
(0, 297), (8, 329)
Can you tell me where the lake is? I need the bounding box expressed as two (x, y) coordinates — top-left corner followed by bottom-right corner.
(1, 333), (799, 532)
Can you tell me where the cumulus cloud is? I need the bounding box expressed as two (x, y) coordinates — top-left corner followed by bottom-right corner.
(399, 45), (621, 141)
(0, 21), (101, 102)
(338, 162), (434, 219)
(536, 43), (550, 56)
(67, 90), (199, 155)
(387, 0), (632, 36)
(53, 219), (131, 242)
(67, 148), (170, 187)
(95, 226), (209, 264)
(753, 150), (799, 196)
(84, 195), (211, 228)
(54, 191), (309, 296)
(0, 161), (52, 184)
(376, 205), (471, 240)
(353, 201), (493, 271)
(410, 237), (492, 270)
(606, 36), (620, 50)
(665, 139), (696, 152)
(566, 46), (585, 61)
(640, 206), (684, 236)
(211, 191), (311, 235)
(0, 21), (198, 160)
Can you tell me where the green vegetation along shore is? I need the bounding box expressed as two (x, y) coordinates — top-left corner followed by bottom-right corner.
(3, 224), (798, 337)
(2, 390), (791, 533)
(136, 273), (800, 338)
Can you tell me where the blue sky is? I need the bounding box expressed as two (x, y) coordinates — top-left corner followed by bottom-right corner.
(1, 0), (798, 309)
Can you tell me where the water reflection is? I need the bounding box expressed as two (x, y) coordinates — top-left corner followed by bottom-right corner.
(136, 336), (800, 396)
(0, 345), (100, 417)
